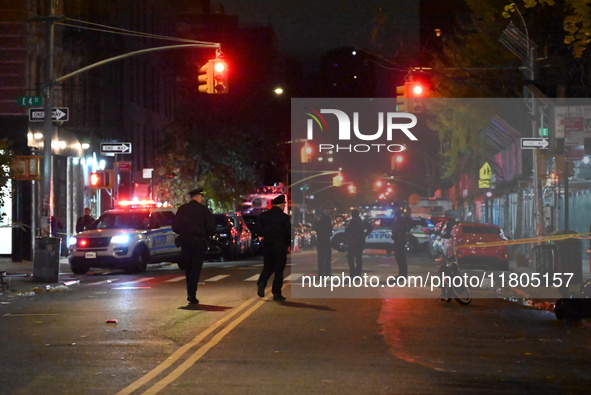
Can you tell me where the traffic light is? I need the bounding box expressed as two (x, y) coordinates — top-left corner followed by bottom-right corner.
(332, 173), (343, 187)
(395, 83), (408, 112)
(198, 59), (229, 94)
(391, 154), (404, 171)
(301, 144), (312, 163)
(396, 80), (429, 113)
(198, 61), (212, 93)
(211, 59), (229, 94)
(89, 170), (114, 189)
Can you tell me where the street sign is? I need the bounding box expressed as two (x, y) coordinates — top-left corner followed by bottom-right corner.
(479, 162), (492, 180)
(28, 107), (69, 122)
(117, 161), (132, 172)
(520, 138), (548, 149)
(100, 142), (132, 154)
(478, 179), (491, 189)
(17, 96), (43, 106)
(539, 127), (548, 137)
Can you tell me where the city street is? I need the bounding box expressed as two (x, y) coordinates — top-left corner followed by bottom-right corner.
(1, 249), (590, 394)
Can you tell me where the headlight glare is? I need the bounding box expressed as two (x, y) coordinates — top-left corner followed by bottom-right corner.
(111, 234), (130, 244)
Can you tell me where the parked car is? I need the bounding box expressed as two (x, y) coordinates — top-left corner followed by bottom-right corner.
(67, 202), (180, 274)
(409, 217), (435, 252)
(242, 214), (262, 255)
(208, 213), (240, 261)
(442, 222), (509, 270)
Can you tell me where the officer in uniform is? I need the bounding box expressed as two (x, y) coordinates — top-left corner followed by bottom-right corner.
(391, 205), (412, 278)
(345, 209), (373, 277)
(313, 205), (333, 277)
(257, 195), (291, 301)
(172, 188), (215, 304)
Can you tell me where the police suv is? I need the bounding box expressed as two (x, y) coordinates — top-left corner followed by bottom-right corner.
(331, 216), (434, 254)
(68, 201), (181, 274)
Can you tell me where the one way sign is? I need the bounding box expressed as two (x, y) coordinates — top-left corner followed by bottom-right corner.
(520, 138), (549, 149)
(100, 142), (132, 155)
(28, 107), (69, 122)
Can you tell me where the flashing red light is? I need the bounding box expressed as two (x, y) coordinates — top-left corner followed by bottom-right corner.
(411, 84), (424, 96)
(117, 199), (157, 208)
(213, 61), (226, 73)
(79, 239), (88, 247)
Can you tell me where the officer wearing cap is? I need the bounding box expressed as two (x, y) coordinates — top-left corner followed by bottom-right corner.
(172, 188), (215, 305)
(257, 194), (291, 301)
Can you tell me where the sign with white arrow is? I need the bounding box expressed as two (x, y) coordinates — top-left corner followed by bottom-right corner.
(100, 142), (132, 155)
(28, 107), (69, 122)
(520, 138), (548, 149)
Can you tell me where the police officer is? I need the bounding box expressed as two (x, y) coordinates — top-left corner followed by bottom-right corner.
(172, 188), (215, 305)
(391, 206), (412, 278)
(76, 207), (95, 233)
(257, 195), (291, 301)
(313, 205), (333, 277)
(345, 209), (373, 277)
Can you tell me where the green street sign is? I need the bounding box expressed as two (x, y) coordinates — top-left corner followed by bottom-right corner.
(17, 96), (43, 106)
(539, 127), (549, 137)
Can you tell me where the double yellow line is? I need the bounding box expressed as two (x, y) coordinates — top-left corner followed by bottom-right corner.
(116, 295), (269, 395)
(458, 232), (591, 249)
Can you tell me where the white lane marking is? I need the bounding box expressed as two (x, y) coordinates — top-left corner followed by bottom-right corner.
(205, 275), (230, 282)
(244, 275), (259, 282)
(165, 276), (186, 283)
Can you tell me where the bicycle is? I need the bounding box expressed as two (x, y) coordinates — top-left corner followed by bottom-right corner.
(433, 249), (472, 305)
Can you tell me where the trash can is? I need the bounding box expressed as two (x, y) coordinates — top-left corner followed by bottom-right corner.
(531, 244), (557, 274)
(551, 231), (583, 281)
(551, 230), (583, 297)
(33, 237), (62, 283)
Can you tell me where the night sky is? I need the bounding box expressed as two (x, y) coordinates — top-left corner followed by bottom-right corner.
(221, 0), (419, 68)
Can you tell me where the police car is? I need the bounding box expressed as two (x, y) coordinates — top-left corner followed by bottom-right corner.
(67, 201), (181, 274)
(331, 216), (434, 254)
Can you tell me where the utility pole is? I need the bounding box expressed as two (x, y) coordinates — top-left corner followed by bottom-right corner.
(41, 14), (61, 236)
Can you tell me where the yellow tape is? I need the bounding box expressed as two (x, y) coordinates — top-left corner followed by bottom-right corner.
(457, 232), (591, 249)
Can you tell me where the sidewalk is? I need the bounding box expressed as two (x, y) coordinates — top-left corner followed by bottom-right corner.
(0, 257), (75, 299)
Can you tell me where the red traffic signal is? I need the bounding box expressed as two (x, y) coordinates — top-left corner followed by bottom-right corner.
(198, 59), (229, 94)
(409, 82), (425, 97)
(211, 59), (228, 94)
(89, 170), (114, 189)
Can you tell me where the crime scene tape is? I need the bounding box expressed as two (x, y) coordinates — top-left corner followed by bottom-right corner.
(457, 232), (591, 249)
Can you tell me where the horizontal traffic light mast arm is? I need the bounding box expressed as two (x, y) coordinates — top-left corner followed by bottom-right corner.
(56, 43), (221, 83)
(289, 170), (341, 188)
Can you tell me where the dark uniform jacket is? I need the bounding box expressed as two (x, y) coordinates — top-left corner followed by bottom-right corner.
(258, 206), (291, 248)
(313, 213), (333, 243)
(391, 212), (412, 244)
(76, 215), (95, 233)
(345, 217), (373, 249)
(172, 200), (215, 243)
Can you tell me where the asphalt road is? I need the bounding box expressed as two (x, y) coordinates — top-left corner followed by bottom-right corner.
(1, 250), (590, 394)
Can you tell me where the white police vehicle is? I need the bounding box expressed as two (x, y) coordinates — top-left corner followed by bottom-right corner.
(331, 216), (434, 254)
(67, 201), (181, 274)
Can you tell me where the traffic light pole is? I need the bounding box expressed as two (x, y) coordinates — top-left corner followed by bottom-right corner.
(41, 15), (57, 236)
(34, 18), (220, 236)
